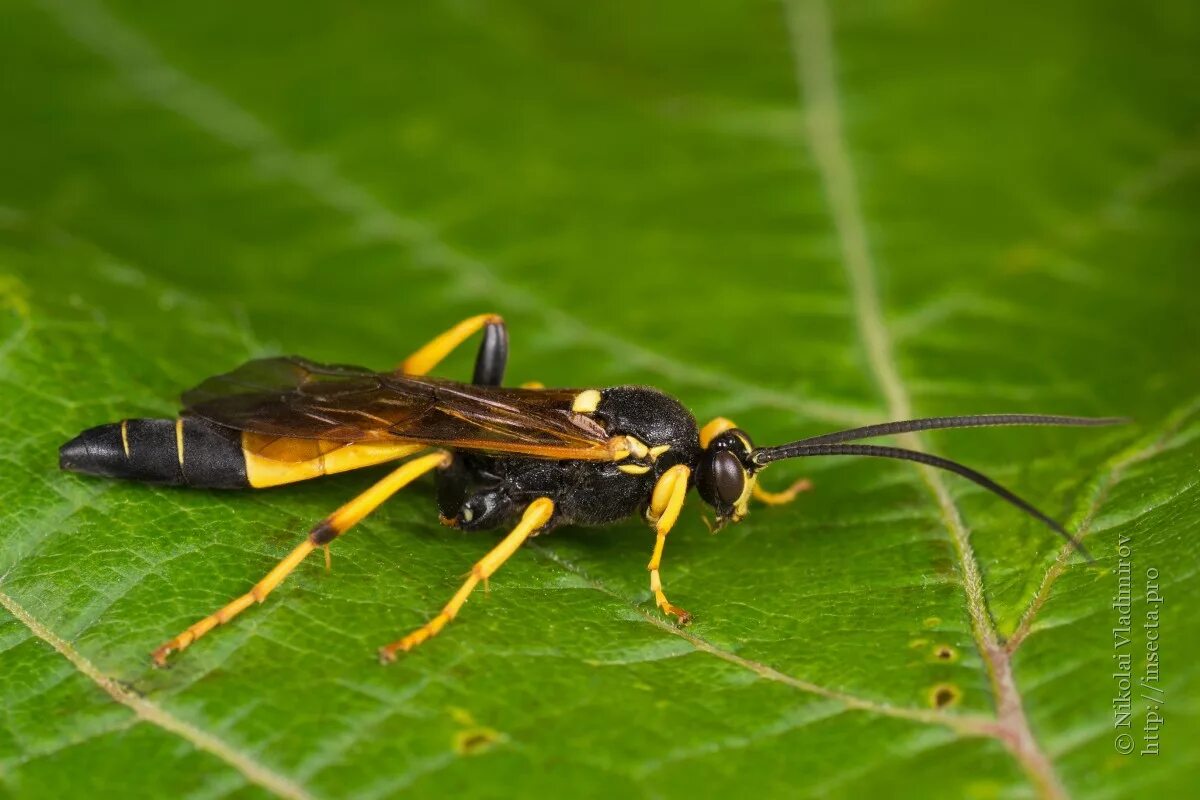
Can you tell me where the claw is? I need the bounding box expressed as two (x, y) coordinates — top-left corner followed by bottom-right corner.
(151, 646), (174, 668)
(660, 603), (692, 626)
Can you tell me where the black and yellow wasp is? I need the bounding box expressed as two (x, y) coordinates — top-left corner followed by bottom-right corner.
(58, 314), (1120, 664)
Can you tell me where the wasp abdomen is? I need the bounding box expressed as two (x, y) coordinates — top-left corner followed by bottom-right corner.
(59, 417), (248, 488)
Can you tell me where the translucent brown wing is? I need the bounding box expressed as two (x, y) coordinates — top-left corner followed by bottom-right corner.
(181, 357), (614, 460)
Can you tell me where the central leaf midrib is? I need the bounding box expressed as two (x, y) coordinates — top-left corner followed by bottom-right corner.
(780, 0), (1067, 797)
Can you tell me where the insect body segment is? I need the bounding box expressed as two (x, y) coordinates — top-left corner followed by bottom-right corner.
(58, 314), (1125, 665)
(59, 416), (250, 488)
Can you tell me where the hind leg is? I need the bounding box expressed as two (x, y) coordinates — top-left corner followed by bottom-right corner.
(400, 314), (507, 386)
(152, 451), (450, 665)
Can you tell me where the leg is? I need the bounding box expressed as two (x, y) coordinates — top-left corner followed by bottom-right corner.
(700, 416), (812, 507)
(152, 451), (450, 665)
(645, 464), (692, 623)
(400, 313), (507, 386)
(752, 478), (813, 505)
(378, 496), (555, 661)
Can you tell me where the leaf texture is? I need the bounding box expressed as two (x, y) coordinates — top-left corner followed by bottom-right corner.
(1, 0), (1197, 798)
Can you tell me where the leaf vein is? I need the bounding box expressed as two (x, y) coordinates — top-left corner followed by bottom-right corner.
(0, 590), (313, 800)
(781, 1), (1068, 796)
(531, 544), (994, 736)
(1007, 397), (1200, 652)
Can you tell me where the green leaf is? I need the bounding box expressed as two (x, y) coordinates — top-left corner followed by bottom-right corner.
(1, 0), (1196, 797)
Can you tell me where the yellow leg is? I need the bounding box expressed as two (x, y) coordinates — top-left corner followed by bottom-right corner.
(378, 497), (555, 661)
(753, 477), (813, 506)
(152, 451), (450, 666)
(399, 313), (503, 375)
(645, 464), (692, 623)
(519, 380), (545, 389)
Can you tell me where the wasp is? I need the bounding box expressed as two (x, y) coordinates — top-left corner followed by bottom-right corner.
(58, 314), (1121, 665)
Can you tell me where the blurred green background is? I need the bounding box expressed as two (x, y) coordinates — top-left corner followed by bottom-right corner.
(1, 1), (1197, 798)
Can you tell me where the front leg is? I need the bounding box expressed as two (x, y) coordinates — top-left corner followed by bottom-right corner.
(645, 464), (692, 624)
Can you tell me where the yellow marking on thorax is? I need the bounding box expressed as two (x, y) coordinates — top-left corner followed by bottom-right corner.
(610, 434), (653, 461)
(243, 436), (426, 488)
(608, 437), (631, 460)
(175, 418), (185, 467)
(120, 420), (130, 458)
(572, 389), (601, 414)
(613, 435), (664, 474)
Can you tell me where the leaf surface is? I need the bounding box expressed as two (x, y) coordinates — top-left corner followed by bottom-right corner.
(1, 1), (1197, 797)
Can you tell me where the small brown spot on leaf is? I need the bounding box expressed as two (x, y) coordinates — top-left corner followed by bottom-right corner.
(933, 644), (957, 662)
(454, 728), (500, 756)
(908, 638), (928, 650)
(923, 617), (941, 629)
(449, 707), (503, 756)
(929, 683), (961, 709)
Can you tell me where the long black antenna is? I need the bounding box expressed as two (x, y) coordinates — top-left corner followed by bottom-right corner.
(751, 415), (1129, 561)
(771, 414), (1127, 449)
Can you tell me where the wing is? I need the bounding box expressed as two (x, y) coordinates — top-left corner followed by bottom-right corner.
(181, 356), (614, 460)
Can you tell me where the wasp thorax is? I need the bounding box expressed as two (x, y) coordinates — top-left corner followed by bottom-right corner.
(458, 490), (513, 531)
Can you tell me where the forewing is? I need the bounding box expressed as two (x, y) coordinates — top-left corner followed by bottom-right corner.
(388, 378), (612, 458)
(182, 357), (425, 441)
(181, 357), (612, 459)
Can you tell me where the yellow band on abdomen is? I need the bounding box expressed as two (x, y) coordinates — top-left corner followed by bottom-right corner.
(243, 436), (426, 488)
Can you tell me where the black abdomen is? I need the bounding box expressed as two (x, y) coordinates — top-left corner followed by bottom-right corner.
(59, 417), (248, 488)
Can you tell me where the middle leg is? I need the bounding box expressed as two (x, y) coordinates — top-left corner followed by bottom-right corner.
(378, 496), (555, 661)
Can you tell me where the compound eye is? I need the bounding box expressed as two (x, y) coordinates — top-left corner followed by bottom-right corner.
(712, 450), (746, 506)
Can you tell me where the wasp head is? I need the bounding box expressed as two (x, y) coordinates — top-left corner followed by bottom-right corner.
(695, 427), (758, 528)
